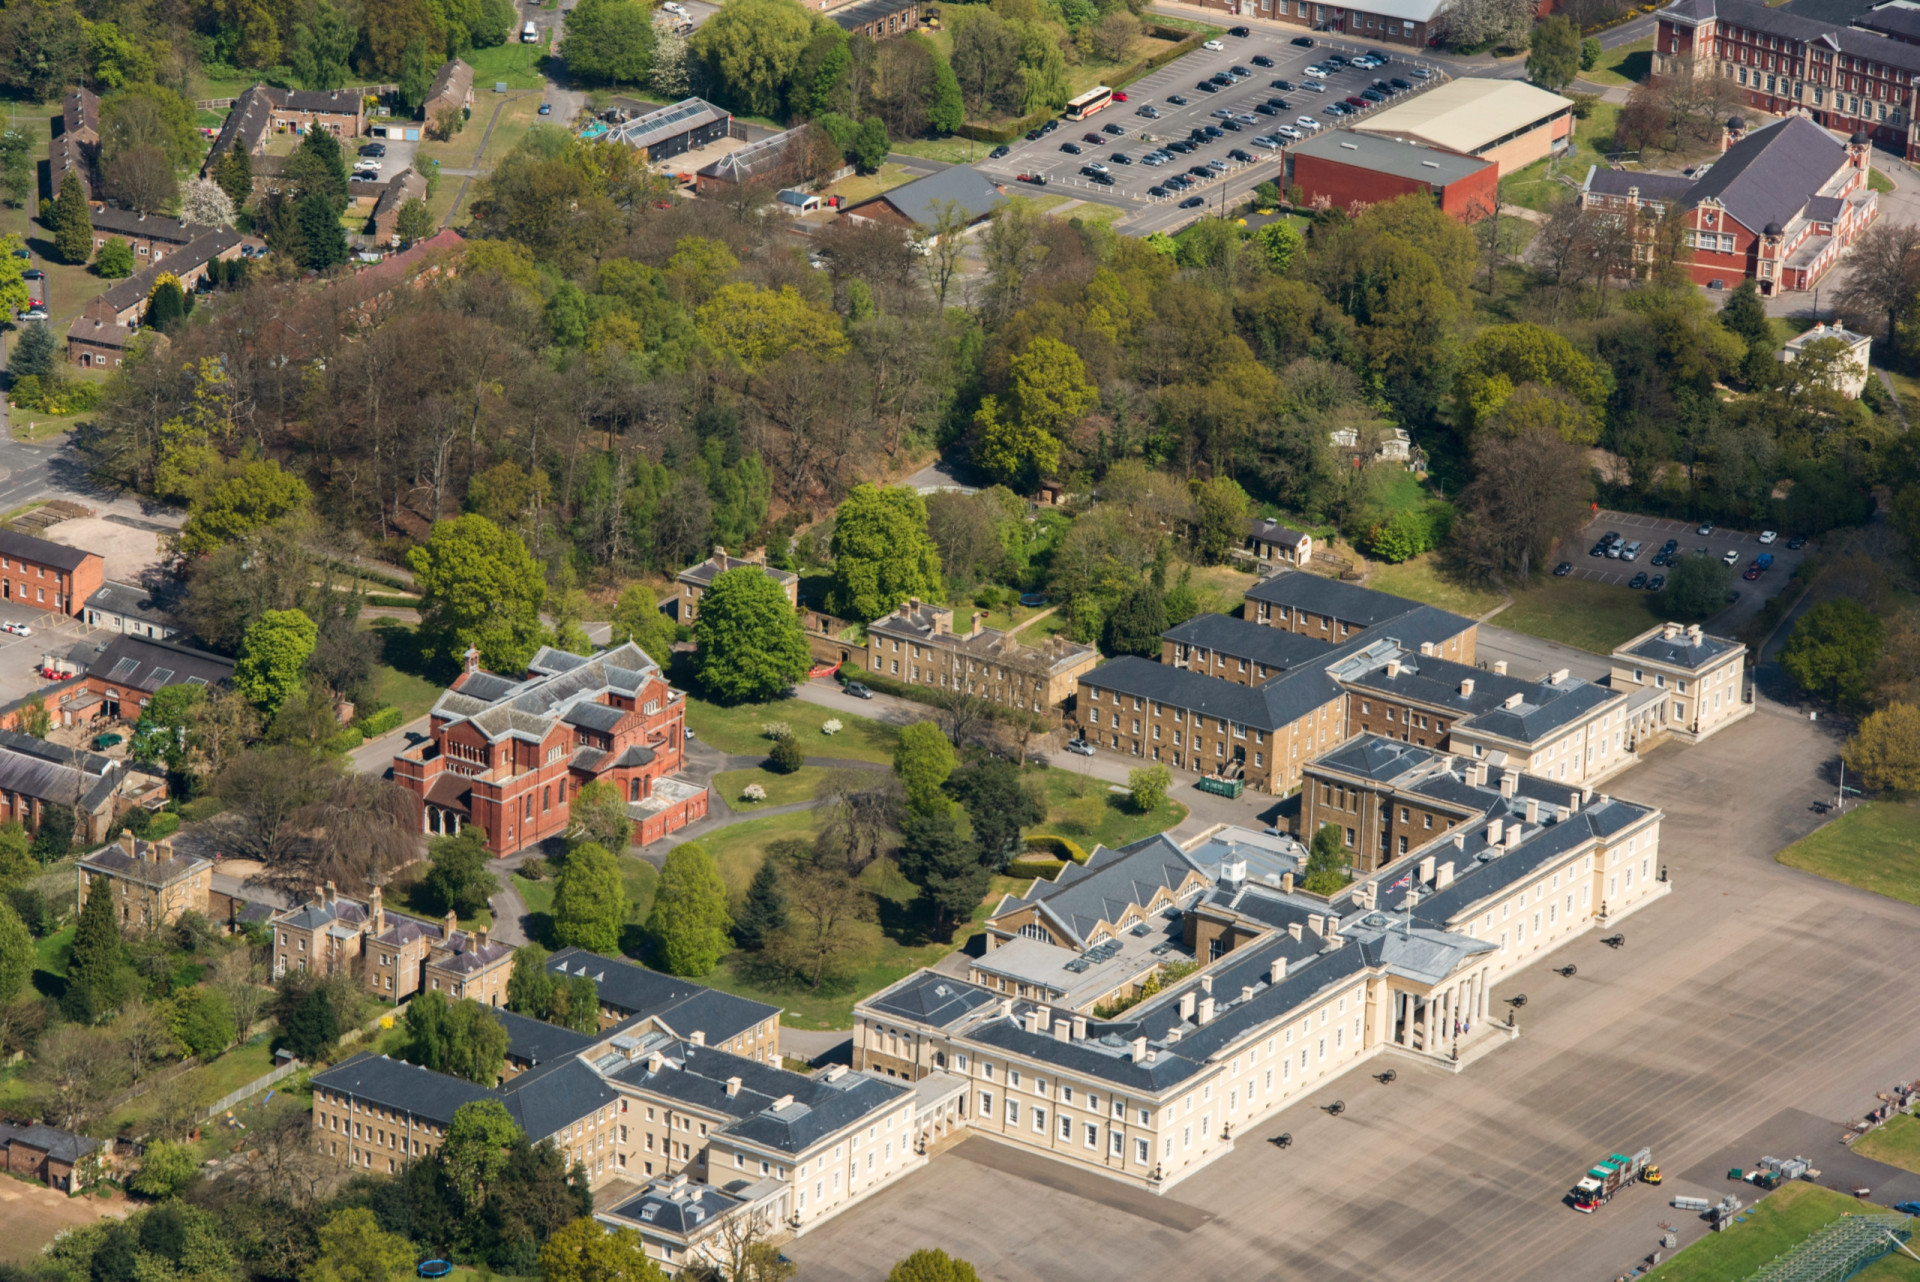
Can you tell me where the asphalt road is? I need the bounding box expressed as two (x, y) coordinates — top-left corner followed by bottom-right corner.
(784, 694), (1920, 1282)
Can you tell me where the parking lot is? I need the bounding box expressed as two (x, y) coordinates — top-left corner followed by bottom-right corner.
(977, 29), (1446, 212)
(1556, 510), (1810, 605)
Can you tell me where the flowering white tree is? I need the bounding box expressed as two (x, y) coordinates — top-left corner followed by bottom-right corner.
(180, 177), (236, 228)
(822, 719), (842, 736)
(742, 783), (767, 803)
(649, 23), (692, 99)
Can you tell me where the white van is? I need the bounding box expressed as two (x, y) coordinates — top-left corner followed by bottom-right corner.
(521, 20), (538, 41)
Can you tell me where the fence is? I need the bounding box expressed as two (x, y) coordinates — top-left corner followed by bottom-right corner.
(200, 1058), (303, 1119)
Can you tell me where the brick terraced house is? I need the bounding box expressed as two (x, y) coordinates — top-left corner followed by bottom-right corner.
(391, 641), (707, 855)
(865, 599), (1099, 716)
(76, 833), (211, 932)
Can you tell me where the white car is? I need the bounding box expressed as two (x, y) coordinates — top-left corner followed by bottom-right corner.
(1722, 549), (1740, 566)
(1203, 39), (1224, 50)
(662, 1), (686, 11)
(1276, 124), (1303, 139)
(1065, 739), (1096, 756)
(1296, 116), (1321, 131)
(1300, 80), (1328, 93)
(1, 622), (29, 638)
(1250, 135), (1279, 149)
(1303, 63), (1328, 76)
(1758, 530), (1778, 544)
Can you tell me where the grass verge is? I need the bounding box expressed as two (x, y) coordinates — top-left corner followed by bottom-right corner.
(714, 765), (833, 808)
(1366, 555), (1507, 619)
(1645, 1184), (1912, 1282)
(683, 693), (900, 765)
(1504, 99), (1622, 213)
(1032, 766), (1185, 851)
(1776, 801), (1920, 909)
(1578, 36), (1653, 87)
(1496, 577), (1663, 654)
(1855, 1113), (1920, 1174)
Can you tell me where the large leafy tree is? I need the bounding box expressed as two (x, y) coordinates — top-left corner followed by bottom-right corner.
(893, 721), (957, 818)
(1304, 823), (1349, 894)
(608, 583), (676, 665)
(692, 0), (816, 116)
(694, 283), (848, 368)
(424, 828), (501, 917)
(179, 460), (312, 557)
(1845, 703), (1920, 793)
(553, 841), (628, 954)
(896, 809), (987, 941)
(568, 780), (633, 854)
(889, 1249), (981, 1282)
(946, 758), (1044, 872)
(1454, 425), (1592, 581)
(0, 898), (31, 1007)
(1780, 599), (1883, 706)
(234, 608), (318, 715)
(401, 990), (510, 1083)
(1103, 580), (1167, 658)
(694, 566), (811, 703)
(646, 842), (732, 976)
(443, 1099), (522, 1207)
(538, 1218), (667, 1282)
(1659, 553), (1730, 621)
(1526, 15), (1581, 90)
(409, 514), (549, 674)
(303, 1209), (415, 1282)
(1453, 322), (1608, 436)
(563, 0), (658, 84)
(827, 484), (944, 622)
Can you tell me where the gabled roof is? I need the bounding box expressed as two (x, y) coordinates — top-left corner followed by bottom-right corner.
(545, 948), (778, 1044)
(0, 1121), (99, 1164)
(1584, 168), (1695, 203)
(1246, 517), (1308, 547)
(610, 1041), (909, 1154)
(84, 580), (175, 627)
(0, 527), (98, 573)
(1662, 0), (1920, 72)
(850, 166), (1006, 228)
(609, 98), (728, 152)
(88, 634), (235, 691)
(433, 641), (667, 747)
(1686, 117), (1850, 234)
(499, 1056), (618, 1138)
(863, 970), (999, 1030)
(1004, 833), (1205, 948)
(311, 1052), (495, 1126)
(88, 209), (211, 246)
(1243, 570), (1424, 629)
(1162, 612), (1339, 674)
(604, 1179), (745, 1236)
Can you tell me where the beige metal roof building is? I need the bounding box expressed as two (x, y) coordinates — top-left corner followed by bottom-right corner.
(1354, 79), (1576, 176)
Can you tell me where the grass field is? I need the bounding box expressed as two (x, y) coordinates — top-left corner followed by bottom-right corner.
(1579, 36), (1653, 87)
(1505, 100), (1622, 213)
(683, 694), (900, 765)
(1058, 201), (1126, 228)
(369, 621), (452, 722)
(890, 137), (993, 165)
(466, 39), (554, 90)
(1496, 577), (1664, 654)
(821, 163), (917, 208)
(714, 765), (834, 808)
(387, 879), (491, 930)
(1776, 802), (1920, 909)
(1645, 1184), (1914, 1282)
(1367, 556), (1507, 619)
(1856, 1113), (1920, 1174)
(1871, 167), (1898, 194)
(418, 91), (545, 170)
(104, 1035), (282, 1135)
(1032, 766), (1185, 851)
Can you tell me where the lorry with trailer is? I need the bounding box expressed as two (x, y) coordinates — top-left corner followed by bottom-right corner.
(1571, 1148), (1658, 1212)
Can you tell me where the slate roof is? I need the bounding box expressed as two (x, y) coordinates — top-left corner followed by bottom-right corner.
(831, 0), (919, 29)
(500, 1056), (618, 1138)
(676, 552), (798, 588)
(80, 834), (208, 886)
(1243, 570), (1425, 629)
(1620, 628), (1741, 670)
(499, 1009), (597, 1067)
(311, 1053), (496, 1126)
(100, 229), (246, 314)
(204, 86), (275, 169)
(1855, 1), (1920, 38)
(605, 1179), (744, 1235)
(88, 209), (210, 246)
(1003, 832), (1205, 948)
(1246, 517), (1308, 548)
(1687, 117), (1851, 234)
(84, 580), (175, 628)
(1162, 613), (1338, 674)
(1584, 168), (1696, 202)
(610, 1041), (909, 1154)
(1341, 650), (1621, 745)
(1662, 0), (1920, 72)
(1083, 654), (1340, 733)
(1409, 792), (1655, 925)
(424, 58), (474, 113)
(0, 527), (98, 573)
(851, 165), (1006, 227)
(546, 948), (778, 1044)
(63, 87), (99, 139)
(0, 1121), (99, 1164)
(88, 634), (235, 691)
(433, 641), (667, 748)
(863, 969), (999, 1030)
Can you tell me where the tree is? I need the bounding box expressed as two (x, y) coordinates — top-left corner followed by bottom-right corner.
(768, 733), (806, 773)
(1191, 476), (1250, 564)
(893, 722), (957, 818)
(409, 514), (549, 674)
(650, 23), (693, 98)
(1453, 322), (1608, 436)
(1253, 219), (1303, 272)
(395, 196), (436, 245)
(0, 898), (29, 1006)
(694, 567), (811, 703)
(1454, 425), (1592, 581)
(234, 608), (319, 715)
(851, 116), (890, 172)
(209, 947), (267, 1043)
(1527, 15), (1581, 90)
(1581, 36), (1602, 69)
(444, 1099), (527, 1209)
(297, 190), (351, 271)
(0, 128), (29, 209)
(424, 828), (501, 917)
(86, 236), (137, 279)
(1011, 336), (1096, 436)
(827, 484), (944, 622)
(563, 0), (658, 85)
(1719, 278), (1774, 381)
(1304, 823), (1349, 894)
(896, 809), (987, 942)
(401, 991), (509, 1083)
(1128, 764), (1172, 814)
(1660, 553), (1730, 621)
(64, 875), (133, 1023)
(647, 842), (731, 977)
(1780, 599), (1883, 706)
(178, 460), (312, 556)
(283, 984), (341, 1059)
(554, 841), (628, 954)
(766, 854), (878, 988)
(888, 1249), (980, 1282)
(9, 320), (55, 380)
(214, 146), (255, 209)
(692, 0), (816, 116)
(972, 396), (1061, 492)
(28, 1024), (128, 1132)
(302, 1209), (415, 1282)
(181, 178), (237, 227)
(695, 283), (848, 368)
(170, 986), (238, 1059)
(1846, 703), (1920, 793)
(946, 758), (1045, 871)
(509, 942), (557, 1013)
(569, 780), (633, 854)
(292, 0), (358, 88)
(130, 1138), (199, 1198)
(399, 39), (439, 111)
(32, 803), (72, 862)
(538, 1218), (667, 1282)
(735, 857), (787, 950)
(51, 172), (94, 264)
(145, 272), (189, 333)
(609, 584), (676, 665)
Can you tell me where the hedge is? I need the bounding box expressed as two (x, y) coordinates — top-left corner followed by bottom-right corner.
(322, 559), (411, 591)
(145, 812), (180, 839)
(356, 705), (407, 736)
(956, 23), (1206, 144)
(1007, 857), (1066, 881)
(1025, 833), (1089, 863)
(324, 726), (365, 754)
(367, 593), (423, 609)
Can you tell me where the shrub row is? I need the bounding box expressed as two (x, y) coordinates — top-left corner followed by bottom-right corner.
(1006, 857), (1067, 881)
(366, 593), (423, 609)
(356, 705), (406, 736)
(1025, 833), (1089, 863)
(324, 726), (365, 754)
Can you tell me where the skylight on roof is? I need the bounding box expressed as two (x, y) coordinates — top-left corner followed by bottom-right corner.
(107, 658), (140, 680)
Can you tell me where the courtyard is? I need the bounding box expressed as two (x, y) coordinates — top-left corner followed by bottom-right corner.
(785, 695), (1920, 1282)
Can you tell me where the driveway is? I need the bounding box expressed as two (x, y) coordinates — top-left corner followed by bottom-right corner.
(784, 696), (1920, 1282)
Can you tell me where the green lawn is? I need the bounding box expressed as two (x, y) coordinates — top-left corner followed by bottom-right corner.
(106, 1035), (283, 1135)
(387, 880), (491, 931)
(701, 870), (1033, 1030)
(1579, 36), (1653, 87)
(715, 765), (835, 808)
(1504, 99), (1622, 213)
(514, 873), (553, 916)
(368, 620), (449, 722)
(35, 924), (75, 978)
(891, 138), (993, 165)
(1776, 802), (1920, 909)
(1032, 767), (1185, 851)
(1495, 578), (1663, 655)
(1367, 556), (1508, 620)
(1645, 1184), (1912, 1282)
(683, 694), (900, 764)
(1871, 167), (1898, 194)
(1855, 1253), (1920, 1281)
(464, 38), (553, 91)
(1057, 201), (1126, 228)
(1856, 1113), (1920, 1174)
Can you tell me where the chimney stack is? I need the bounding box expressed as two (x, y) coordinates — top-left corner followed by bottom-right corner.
(444, 909), (458, 937)
(690, 1030), (705, 1047)
(1270, 957), (1288, 983)
(370, 886), (385, 934)
(1486, 818), (1504, 845)
(1459, 678), (1474, 697)
(1417, 855), (1435, 885)
(118, 832), (135, 858)
(1452, 832), (1465, 852)
(1035, 1007), (1051, 1034)
(1197, 996), (1216, 1025)
(1386, 659), (1401, 678)
(648, 1051), (664, 1073)
(1288, 921), (1303, 941)
(1281, 871), (1295, 895)
(1492, 661), (1508, 676)
(325, 880), (337, 905)
(1241, 986), (1256, 1004)
(1550, 668), (1569, 685)
(1307, 913), (1325, 937)
(1131, 1036), (1149, 1061)
(726, 1076), (741, 1097)
(1200, 976), (1213, 996)
(1179, 991), (1197, 1020)
(1072, 1015), (1087, 1040)
(1435, 861), (1454, 889)
(1499, 772), (1517, 799)
(1523, 798), (1539, 824)
(1023, 1009), (1040, 1034)
(464, 645), (480, 676)
(1053, 1019), (1071, 1042)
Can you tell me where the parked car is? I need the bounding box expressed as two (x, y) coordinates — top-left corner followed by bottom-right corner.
(1554, 562), (1572, 576)
(1197, 80), (1219, 92)
(1304, 63), (1329, 77)
(1219, 119), (1242, 131)
(1648, 575), (1665, 591)
(1203, 38), (1224, 50)
(1296, 116), (1321, 130)
(1325, 102), (1350, 116)
(538, 102), (552, 115)
(1229, 24), (1250, 34)
(1025, 128), (1043, 140)
(1301, 80), (1328, 92)
(1628, 572), (1649, 590)
(1017, 172), (1048, 185)
(1292, 35), (1315, 45)
(989, 145), (1010, 158)
(1110, 152), (1133, 164)
(1228, 148), (1253, 162)
(1275, 124), (1302, 139)
(1722, 549), (1740, 565)
(1180, 195), (1205, 208)
(22, 269), (43, 280)
(1042, 120), (1059, 132)
(1137, 104), (1161, 117)
(1061, 142), (1082, 153)
(1066, 739), (1097, 756)
(1590, 543), (1606, 557)
(1391, 76), (1412, 89)
(1081, 161), (1109, 174)
(1081, 131), (1103, 143)
(1787, 534), (1808, 549)
(845, 681), (874, 699)
(1229, 65), (1253, 78)
(1103, 122), (1126, 135)
(1758, 529), (1778, 543)
(1114, 91), (1129, 100)
(1251, 135), (1280, 148)
(1252, 54), (1274, 66)
(1149, 185), (1171, 197)
(1168, 94), (1189, 105)
(1255, 103), (1278, 115)
(1088, 171), (1114, 184)
(1411, 65), (1432, 78)
(1, 621), (29, 637)
(1621, 540), (1642, 560)
(1743, 563), (1762, 581)
(359, 142), (387, 157)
